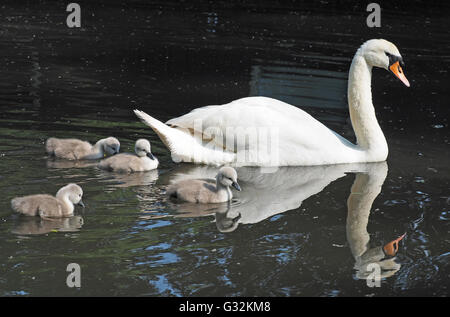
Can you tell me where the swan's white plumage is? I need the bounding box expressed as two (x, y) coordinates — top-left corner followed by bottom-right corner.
(169, 97), (361, 165)
(134, 39), (408, 166)
(135, 97), (361, 166)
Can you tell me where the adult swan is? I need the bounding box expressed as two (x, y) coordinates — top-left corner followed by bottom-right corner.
(134, 39), (410, 166)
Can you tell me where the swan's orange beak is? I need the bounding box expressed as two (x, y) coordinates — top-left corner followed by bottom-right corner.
(383, 233), (406, 257)
(390, 61), (410, 87)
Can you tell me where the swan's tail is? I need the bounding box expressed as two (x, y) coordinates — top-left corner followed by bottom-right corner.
(134, 110), (184, 155)
(11, 197), (23, 212)
(133, 109), (235, 165)
(11, 197), (35, 216)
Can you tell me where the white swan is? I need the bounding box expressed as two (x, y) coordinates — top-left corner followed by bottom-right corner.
(134, 39), (410, 166)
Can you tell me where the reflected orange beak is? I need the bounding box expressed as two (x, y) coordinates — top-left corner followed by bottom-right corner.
(383, 233), (406, 257)
(389, 61), (410, 87)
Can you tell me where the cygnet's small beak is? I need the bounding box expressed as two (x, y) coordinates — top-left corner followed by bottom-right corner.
(232, 181), (241, 191)
(147, 152), (155, 160)
(383, 233), (406, 257)
(77, 200), (85, 208)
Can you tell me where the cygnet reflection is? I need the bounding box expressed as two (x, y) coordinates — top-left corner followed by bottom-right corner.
(11, 215), (84, 235)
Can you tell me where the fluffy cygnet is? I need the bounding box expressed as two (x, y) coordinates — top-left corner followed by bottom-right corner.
(45, 137), (120, 160)
(167, 167), (241, 203)
(98, 139), (158, 173)
(11, 183), (84, 218)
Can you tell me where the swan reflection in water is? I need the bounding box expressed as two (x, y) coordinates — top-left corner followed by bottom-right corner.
(11, 215), (84, 235)
(46, 157), (160, 190)
(346, 163), (405, 280)
(98, 169), (159, 189)
(46, 159), (98, 169)
(159, 162), (404, 280)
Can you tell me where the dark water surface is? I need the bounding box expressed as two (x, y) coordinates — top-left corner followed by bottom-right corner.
(0, 1), (449, 296)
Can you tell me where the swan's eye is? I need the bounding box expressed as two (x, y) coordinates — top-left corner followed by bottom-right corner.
(385, 52), (404, 67)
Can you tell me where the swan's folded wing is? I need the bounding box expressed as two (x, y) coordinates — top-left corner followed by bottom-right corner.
(166, 105), (222, 129)
(165, 96), (355, 164)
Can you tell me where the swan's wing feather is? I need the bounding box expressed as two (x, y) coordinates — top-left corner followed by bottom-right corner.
(165, 96), (353, 164)
(167, 96), (327, 136)
(166, 105), (223, 128)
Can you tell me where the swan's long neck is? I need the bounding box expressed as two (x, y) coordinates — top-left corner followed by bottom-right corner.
(87, 140), (104, 159)
(216, 176), (232, 198)
(56, 191), (74, 215)
(347, 53), (388, 160)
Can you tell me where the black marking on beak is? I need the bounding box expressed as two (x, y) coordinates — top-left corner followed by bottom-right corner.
(78, 200), (85, 208)
(385, 51), (405, 67)
(232, 181), (241, 191)
(147, 152), (155, 160)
